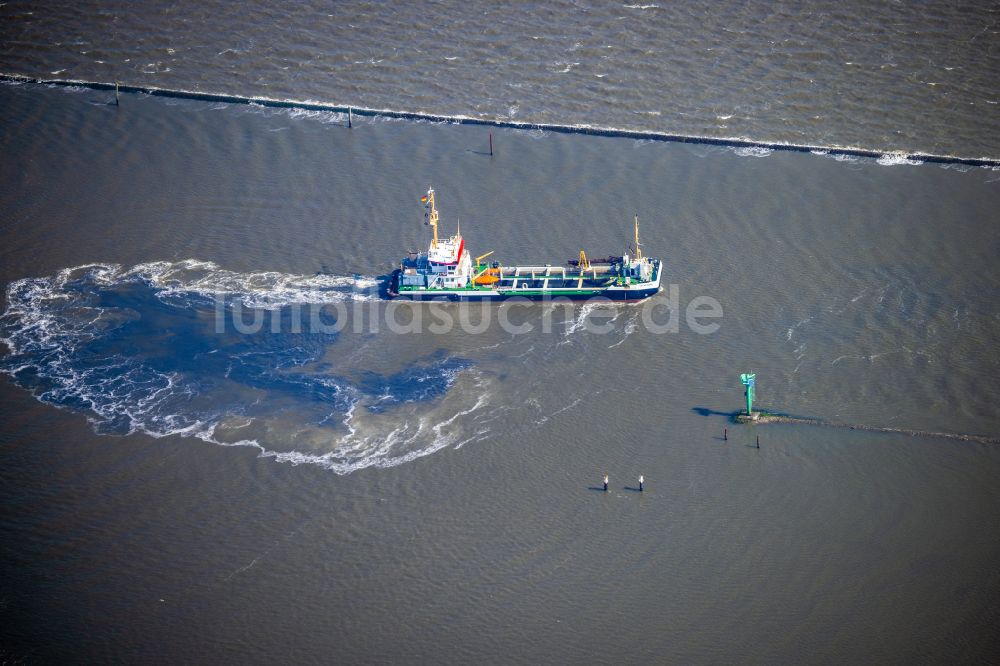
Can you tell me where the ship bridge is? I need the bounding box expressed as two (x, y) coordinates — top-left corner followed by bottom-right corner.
(428, 234), (465, 265)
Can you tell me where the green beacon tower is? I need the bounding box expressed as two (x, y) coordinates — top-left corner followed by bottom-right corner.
(740, 373), (756, 416)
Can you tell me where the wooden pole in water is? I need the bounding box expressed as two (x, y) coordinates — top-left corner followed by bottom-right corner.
(489, 132), (493, 156)
(603, 474), (608, 492)
(348, 107), (352, 128)
(115, 81), (119, 106)
(639, 475), (644, 492)
(756, 435), (760, 449)
(724, 428), (727, 441)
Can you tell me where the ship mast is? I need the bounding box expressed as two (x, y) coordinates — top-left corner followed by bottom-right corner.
(425, 187), (439, 249)
(634, 214), (643, 261)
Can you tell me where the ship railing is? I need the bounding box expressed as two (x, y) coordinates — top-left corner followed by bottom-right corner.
(505, 264), (613, 278)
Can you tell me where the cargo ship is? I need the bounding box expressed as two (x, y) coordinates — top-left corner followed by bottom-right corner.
(387, 188), (662, 301)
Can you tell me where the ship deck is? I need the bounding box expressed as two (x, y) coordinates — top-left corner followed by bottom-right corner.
(394, 260), (659, 295)
(473, 263), (619, 290)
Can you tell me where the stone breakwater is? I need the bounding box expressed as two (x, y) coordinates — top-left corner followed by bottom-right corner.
(4, 73), (1000, 169)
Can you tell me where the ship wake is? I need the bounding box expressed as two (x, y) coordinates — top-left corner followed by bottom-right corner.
(0, 260), (491, 474)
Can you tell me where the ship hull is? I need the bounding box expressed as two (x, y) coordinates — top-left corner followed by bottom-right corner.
(388, 287), (661, 302)
(387, 260), (663, 302)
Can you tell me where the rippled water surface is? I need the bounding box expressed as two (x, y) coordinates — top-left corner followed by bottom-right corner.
(2, 1), (999, 157)
(2, 7), (1000, 663)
